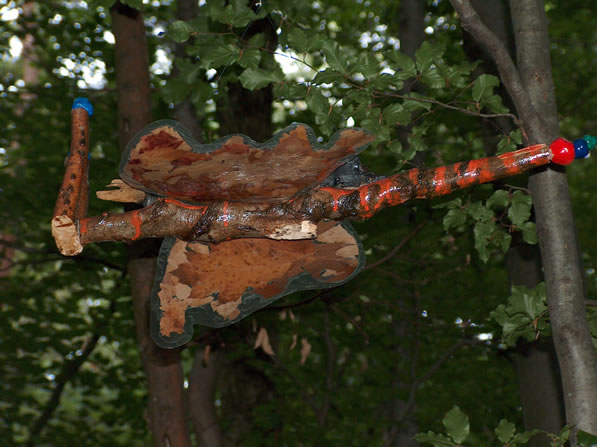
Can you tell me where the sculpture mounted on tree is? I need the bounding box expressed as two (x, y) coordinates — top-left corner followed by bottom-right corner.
(52, 98), (592, 348)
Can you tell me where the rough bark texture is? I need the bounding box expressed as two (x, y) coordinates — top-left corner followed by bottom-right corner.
(188, 349), (225, 447)
(111, 2), (191, 446)
(171, 0), (203, 143)
(507, 242), (565, 446)
(465, 3), (565, 444)
(384, 2), (424, 445)
(51, 107), (90, 256)
(510, 0), (597, 439)
(74, 143), (554, 249)
(451, 0), (597, 440)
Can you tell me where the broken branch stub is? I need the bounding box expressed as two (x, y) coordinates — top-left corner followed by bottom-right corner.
(51, 98), (93, 256)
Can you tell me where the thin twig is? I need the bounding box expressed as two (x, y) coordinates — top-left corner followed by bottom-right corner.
(397, 338), (480, 423)
(364, 220), (428, 271)
(449, 0), (545, 140)
(26, 301), (115, 445)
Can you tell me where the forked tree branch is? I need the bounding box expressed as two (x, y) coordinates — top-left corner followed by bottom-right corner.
(448, 0), (547, 141)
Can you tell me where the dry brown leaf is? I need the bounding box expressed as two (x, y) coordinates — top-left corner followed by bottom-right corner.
(289, 334), (297, 351)
(300, 337), (311, 365)
(254, 327), (275, 356)
(202, 344), (211, 367)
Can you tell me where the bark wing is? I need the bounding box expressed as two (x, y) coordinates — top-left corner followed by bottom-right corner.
(150, 220), (364, 348)
(120, 120), (374, 203)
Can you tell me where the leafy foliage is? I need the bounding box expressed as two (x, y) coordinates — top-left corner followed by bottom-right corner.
(491, 283), (549, 347)
(1, 0), (597, 445)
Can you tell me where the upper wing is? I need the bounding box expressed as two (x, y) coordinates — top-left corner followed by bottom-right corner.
(120, 120), (374, 203)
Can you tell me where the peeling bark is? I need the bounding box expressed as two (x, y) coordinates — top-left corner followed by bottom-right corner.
(74, 143), (554, 249)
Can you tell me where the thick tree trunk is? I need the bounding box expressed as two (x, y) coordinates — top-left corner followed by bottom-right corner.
(189, 349), (225, 447)
(509, 0), (597, 440)
(507, 243), (565, 447)
(171, 0), (203, 143)
(383, 2), (424, 445)
(465, 3), (565, 444)
(450, 0), (597, 442)
(450, 0), (597, 440)
(111, 3), (191, 446)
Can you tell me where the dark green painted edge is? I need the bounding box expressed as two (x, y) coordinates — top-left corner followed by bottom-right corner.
(119, 120), (374, 200)
(150, 221), (365, 349)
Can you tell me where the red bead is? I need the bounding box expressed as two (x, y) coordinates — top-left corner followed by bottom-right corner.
(550, 137), (575, 165)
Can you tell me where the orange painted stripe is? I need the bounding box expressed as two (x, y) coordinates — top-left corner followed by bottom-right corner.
(222, 201), (229, 227)
(79, 218), (88, 235)
(164, 198), (208, 216)
(130, 209), (142, 240)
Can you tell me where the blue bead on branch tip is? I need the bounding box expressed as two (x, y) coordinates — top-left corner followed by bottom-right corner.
(72, 97), (94, 117)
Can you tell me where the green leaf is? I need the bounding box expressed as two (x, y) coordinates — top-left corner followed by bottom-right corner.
(176, 59), (202, 84)
(161, 79), (191, 104)
(442, 406), (469, 444)
(287, 28), (316, 53)
(387, 141), (402, 154)
(577, 429), (597, 446)
(371, 73), (401, 90)
(472, 74), (500, 102)
(383, 103), (410, 126)
(493, 229), (512, 253)
(508, 191), (532, 226)
(486, 189), (510, 210)
(247, 32), (265, 49)
(199, 44), (240, 69)
(287, 28), (306, 50)
(433, 198), (462, 210)
(402, 94), (432, 112)
(474, 221), (495, 263)
(467, 201), (494, 222)
(357, 53), (380, 79)
(169, 20), (194, 43)
(497, 129), (523, 154)
(495, 419), (516, 443)
(511, 429), (541, 444)
(306, 88), (330, 116)
(415, 41), (445, 71)
(414, 432), (456, 447)
(443, 208), (467, 231)
(238, 48), (261, 69)
(484, 94), (509, 114)
(239, 67), (282, 90)
(408, 132), (428, 154)
(361, 113), (391, 142)
(388, 51), (417, 78)
(313, 69), (345, 85)
(420, 68), (445, 89)
(274, 82), (308, 99)
(519, 221), (537, 244)
(321, 41), (348, 73)
(208, 0), (255, 27)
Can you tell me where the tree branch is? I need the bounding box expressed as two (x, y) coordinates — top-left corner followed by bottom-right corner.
(64, 143), (552, 253)
(448, 0), (547, 141)
(26, 300), (115, 445)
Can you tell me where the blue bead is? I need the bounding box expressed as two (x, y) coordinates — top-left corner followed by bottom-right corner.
(574, 138), (589, 159)
(72, 97), (94, 116)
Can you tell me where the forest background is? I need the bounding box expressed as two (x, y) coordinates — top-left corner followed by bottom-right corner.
(2, 0), (597, 446)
